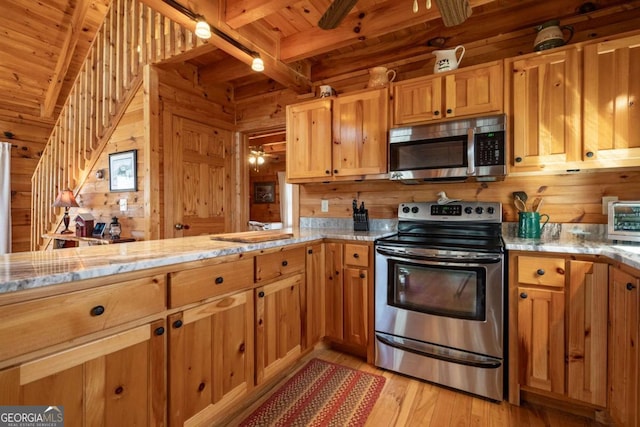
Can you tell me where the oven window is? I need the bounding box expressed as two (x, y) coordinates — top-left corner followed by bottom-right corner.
(387, 260), (486, 321)
(389, 135), (467, 171)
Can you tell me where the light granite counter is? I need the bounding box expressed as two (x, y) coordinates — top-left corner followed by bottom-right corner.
(0, 228), (394, 295)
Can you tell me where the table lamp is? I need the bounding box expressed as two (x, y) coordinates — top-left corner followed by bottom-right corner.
(53, 188), (79, 234)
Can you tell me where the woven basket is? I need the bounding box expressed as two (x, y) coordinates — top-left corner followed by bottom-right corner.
(434, 0), (473, 27)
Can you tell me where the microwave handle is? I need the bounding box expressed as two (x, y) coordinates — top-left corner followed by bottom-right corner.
(467, 127), (475, 176)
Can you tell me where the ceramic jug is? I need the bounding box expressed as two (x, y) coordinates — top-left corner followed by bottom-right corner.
(534, 20), (573, 51)
(368, 66), (396, 88)
(433, 46), (465, 73)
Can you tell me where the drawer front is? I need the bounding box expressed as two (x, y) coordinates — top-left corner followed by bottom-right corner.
(0, 274), (166, 361)
(256, 247), (305, 282)
(344, 244), (369, 268)
(517, 256), (566, 288)
(169, 257), (254, 308)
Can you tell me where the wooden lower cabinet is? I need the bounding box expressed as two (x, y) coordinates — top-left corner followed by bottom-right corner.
(343, 267), (368, 348)
(0, 320), (166, 427)
(304, 243), (325, 348)
(168, 291), (254, 426)
(608, 265), (640, 427)
(255, 274), (303, 385)
(510, 253), (608, 410)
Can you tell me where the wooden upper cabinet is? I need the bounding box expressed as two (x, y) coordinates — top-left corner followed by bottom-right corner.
(583, 34), (640, 167)
(392, 61), (503, 126)
(332, 88), (388, 176)
(510, 48), (582, 171)
(286, 99), (333, 180)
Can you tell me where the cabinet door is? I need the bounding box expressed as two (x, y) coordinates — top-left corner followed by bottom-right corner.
(286, 99), (333, 180)
(567, 261), (608, 406)
(0, 320), (166, 427)
(304, 243), (325, 348)
(343, 267), (368, 348)
(583, 34), (640, 167)
(517, 287), (565, 395)
(511, 48), (581, 171)
(255, 274), (302, 385)
(444, 61), (503, 118)
(168, 292), (253, 426)
(324, 242), (344, 341)
(608, 266), (639, 427)
(332, 88), (388, 176)
(392, 75), (443, 125)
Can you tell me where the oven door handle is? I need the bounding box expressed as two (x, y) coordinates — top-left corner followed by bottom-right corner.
(376, 247), (502, 265)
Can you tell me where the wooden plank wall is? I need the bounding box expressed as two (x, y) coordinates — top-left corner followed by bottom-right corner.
(299, 170), (640, 224)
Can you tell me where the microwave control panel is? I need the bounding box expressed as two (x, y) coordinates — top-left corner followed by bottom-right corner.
(475, 131), (505, 166)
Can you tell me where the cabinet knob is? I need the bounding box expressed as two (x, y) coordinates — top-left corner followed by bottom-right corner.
(446, 108), (452, 114)
(90, 305), (105, 316)
(174, 223), (190, 230)
(282, 260), (288, 267)
(360, 273), (365, 279)
(308, 249), (313, 254)
(215, 276), (224, 285)
(239, 343), (245, 353)
(353, 253), (359, 259)
(515, 157), (523, 163)
(115, 386), (124, 395)
(536, 269), (545, 276)
(520, 292), (528, 299)
(333, 169), (339, 174)
(325, 170), (330, 175)
(198, 382), (206, 392)
(258, 291), (265, 298)
(172, 319), (183, 329)
(627, 282), (636, 291)
(586, 151), (594, 158)
(154, 326), (165, 336)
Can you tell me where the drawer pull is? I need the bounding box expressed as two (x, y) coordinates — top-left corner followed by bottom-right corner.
(172, 319), (183, 329)
(115, 386), (124, 395)
(536, 269), (545, 276)
(90, 305), (105, 317)
(282, 260), (288, 267)
(215, 276), (224, 285)
(520, 292), (528, 299)
(627, 282), (636, 291)
(154, 327), (165, 336)
(258, 291), (265, 298)
(353, 253), (360, 259)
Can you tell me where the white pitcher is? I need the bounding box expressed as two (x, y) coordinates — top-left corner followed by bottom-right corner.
(368, 66), (397, 88)
(433, 45), (465, 73)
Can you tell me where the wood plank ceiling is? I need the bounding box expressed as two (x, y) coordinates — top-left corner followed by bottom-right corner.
(1, 0), (639, 136)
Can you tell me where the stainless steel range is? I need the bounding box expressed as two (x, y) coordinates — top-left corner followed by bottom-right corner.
(374, 201), (505, 401)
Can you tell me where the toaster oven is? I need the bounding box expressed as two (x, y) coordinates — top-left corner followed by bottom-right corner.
(608, 201), (640, 242)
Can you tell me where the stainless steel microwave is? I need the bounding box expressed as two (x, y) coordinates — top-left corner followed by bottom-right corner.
(608, 201), (640, 242)
(388, 114), (507, 182)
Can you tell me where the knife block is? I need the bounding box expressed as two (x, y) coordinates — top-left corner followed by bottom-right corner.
(353, 209), (369, 231)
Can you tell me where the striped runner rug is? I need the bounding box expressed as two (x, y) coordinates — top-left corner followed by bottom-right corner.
(240, 358), (386, 426)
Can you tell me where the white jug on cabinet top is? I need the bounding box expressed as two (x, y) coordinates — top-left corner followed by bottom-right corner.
(433, 45), (465, 73)
(368, 66), (397, 88)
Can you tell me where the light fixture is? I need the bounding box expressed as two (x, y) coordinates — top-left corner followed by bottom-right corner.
(195, 17), (211, 39)
(53, 188), (79, 234)
(248, 146), (266, 172)
(251, 55), (264, 72)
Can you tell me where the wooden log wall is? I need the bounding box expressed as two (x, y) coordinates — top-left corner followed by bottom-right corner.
(30, 0), (207, 250)
(299, 170), (640, 225)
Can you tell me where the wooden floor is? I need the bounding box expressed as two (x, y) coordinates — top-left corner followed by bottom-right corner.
(219, 346), (606, 427)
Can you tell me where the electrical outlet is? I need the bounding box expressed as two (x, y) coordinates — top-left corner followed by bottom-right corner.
(602, 196), (618, 215)
(120, 198), (127, 212)
(321, 199), (329, 213)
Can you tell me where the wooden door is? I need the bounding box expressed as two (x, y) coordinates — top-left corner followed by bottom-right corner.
(517, 287), (565, 395)
(324, 242), (344, 341)
(286, 99), (333, 181)
(164, 109), (233, 238)
(343, 267), (368, 349)
(255, 274), (303, 385)
(304, 243), (325, 349)
(583, 34), (640, 167)
(332, 88), (388, 176)
(608, 266), (639, 427)
(392, 75), (443, 125)
(0, 321), (165, 427)
(566, 260), (608, 406)
(445, 61), (503, 118)
(168, 291), (253, 426)
(511, 48), (581, 171)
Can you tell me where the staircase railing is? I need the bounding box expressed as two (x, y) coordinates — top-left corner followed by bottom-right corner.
(31, 0), (206, 250)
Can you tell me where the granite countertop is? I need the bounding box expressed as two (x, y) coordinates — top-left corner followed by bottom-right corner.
(0, 228), (393, 295)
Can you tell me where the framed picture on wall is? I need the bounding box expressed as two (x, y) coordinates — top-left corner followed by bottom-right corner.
(254, 181), (275, 203)
(109, 150), (137, 192)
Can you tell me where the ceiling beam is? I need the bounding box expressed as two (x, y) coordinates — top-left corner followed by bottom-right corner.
(140, 0), (311, 93)
(279, 0), (496, 62)
(41, 0), (93, 118)
(224, 0), (292, 29)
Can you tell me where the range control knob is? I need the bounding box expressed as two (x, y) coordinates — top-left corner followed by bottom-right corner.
(411, 206), (419, 214)
(475, 207), (484, 214)
(464, 207), (473, 214)
(487, 207), (495, 214)
(402, 206), (410, 214)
